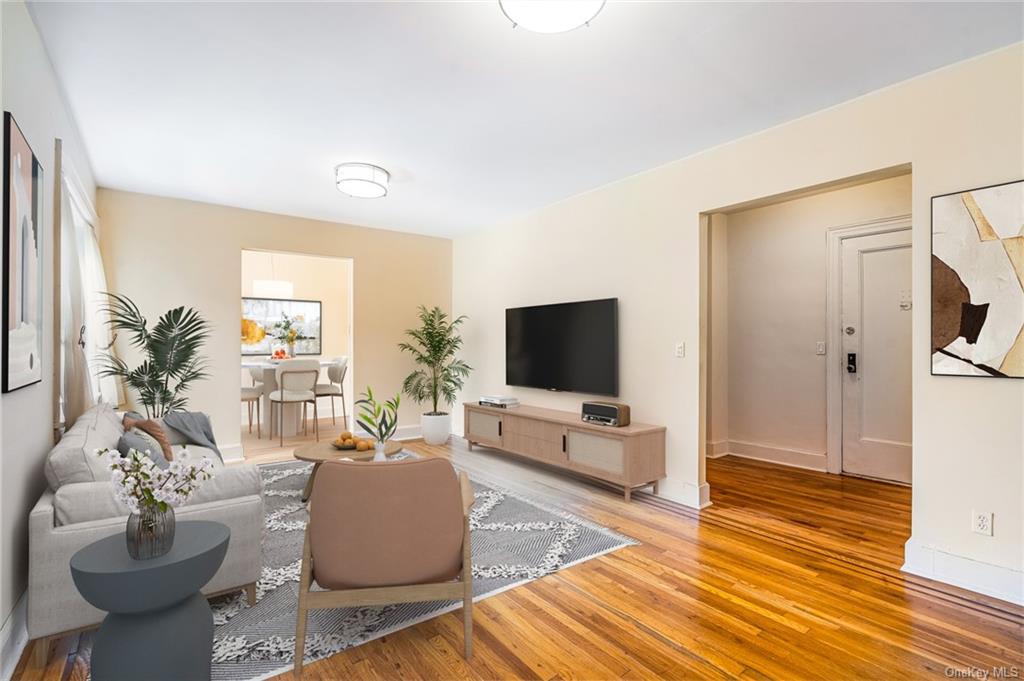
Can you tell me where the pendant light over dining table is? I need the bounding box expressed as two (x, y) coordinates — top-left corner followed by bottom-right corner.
(499, 0), (605, 34)
(335, 162), (390, 199)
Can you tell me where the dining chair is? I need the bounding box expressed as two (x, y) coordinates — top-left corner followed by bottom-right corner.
(241, 384), (261, 439)
(241, 365), (265, 438)
(294, 458), (474, 676)
(314, 356), (348, 427)
(270, 358), (320, 446)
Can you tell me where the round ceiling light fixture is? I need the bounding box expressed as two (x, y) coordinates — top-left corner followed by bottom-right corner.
(499, 0), (605, 34)
(335, 162), (389, 199)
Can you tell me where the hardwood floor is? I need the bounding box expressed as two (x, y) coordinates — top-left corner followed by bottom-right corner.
(14, 431), (1022, 681)
(704, 455), (911, 570)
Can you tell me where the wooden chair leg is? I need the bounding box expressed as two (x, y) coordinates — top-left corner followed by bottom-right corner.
(341, 392), (348, 428)
(245, 582), (257, 606)
(279, 401), (284, 448)
(294, 603), (308, 676)
(314, 400), (319, 441)
(330, 394), (336, 425)
(294, 528), (313, 676)
(463, 582), (473, 659)
(462, 513), (473, 659)
(247, 402), (253, 433)
(256, 399), (261, 439)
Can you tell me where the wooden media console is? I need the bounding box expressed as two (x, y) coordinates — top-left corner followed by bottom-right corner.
(463, 402), (666, 501)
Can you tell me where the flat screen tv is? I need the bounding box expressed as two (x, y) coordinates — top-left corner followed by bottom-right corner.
(506, 298), (618, 396)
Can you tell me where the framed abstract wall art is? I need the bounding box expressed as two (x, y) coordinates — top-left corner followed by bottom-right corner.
(241, 297), (322, 356)
(932, 179), (1023, 378)
(2, 112), (45, 393)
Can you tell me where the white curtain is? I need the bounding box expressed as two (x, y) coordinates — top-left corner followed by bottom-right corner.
(60, 169), (121, 426)
(59, 180), (91, 425)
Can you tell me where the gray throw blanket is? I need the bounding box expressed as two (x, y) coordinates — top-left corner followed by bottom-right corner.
(163, 411), (222, 460)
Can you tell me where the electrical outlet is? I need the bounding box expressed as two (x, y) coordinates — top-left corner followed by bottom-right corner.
(675, 342), (686, 358)
(815, 341), (827, 355)
(972, 510), (993, 536)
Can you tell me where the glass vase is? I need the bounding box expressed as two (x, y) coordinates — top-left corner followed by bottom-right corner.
(373, 441), (388, 462)
(126, 505), (176, 560)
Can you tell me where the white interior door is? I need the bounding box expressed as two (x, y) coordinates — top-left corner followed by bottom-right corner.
(840, 230), (913, 484)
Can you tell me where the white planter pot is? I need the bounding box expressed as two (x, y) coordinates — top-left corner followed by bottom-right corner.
(421, 413), (451, 445)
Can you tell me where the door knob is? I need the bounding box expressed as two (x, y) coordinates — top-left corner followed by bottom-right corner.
(845, 326), (856, 335)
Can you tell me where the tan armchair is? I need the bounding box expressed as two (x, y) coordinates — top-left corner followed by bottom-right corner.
(294, 457), (474, 675)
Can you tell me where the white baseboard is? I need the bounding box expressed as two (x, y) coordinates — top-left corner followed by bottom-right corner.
(393, 424), (422, 441)
(902, 536), (1023, 605)
(721, 439), (828, 472)
(706, 440), (730, 458)
(1, 592), (28, 681)
(660, 480), (712, 509)
(220, 442), (245, 462)
(681, 481), (712, 509)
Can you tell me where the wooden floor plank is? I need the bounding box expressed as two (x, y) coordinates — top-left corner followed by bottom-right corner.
(15, 426), (1022, 681)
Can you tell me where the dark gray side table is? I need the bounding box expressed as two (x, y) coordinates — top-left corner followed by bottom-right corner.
(70, 520), (230, 681)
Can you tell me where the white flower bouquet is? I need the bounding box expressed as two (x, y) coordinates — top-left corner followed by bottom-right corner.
(99, 447), (214, 514)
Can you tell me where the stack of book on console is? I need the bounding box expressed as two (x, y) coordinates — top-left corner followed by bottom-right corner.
(478, 395), (520, 409)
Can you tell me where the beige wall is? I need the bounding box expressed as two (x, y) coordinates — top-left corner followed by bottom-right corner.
(0, 0), (98, 651)
(98, 190), (452, 453)
(240, 250), (353, 420)
(453, 45), (1023, 602)
(711, 175), (912, 469)
(706, 213), (729, 454)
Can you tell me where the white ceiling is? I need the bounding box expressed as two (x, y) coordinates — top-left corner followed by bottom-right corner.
(28, 1), (1023, 237)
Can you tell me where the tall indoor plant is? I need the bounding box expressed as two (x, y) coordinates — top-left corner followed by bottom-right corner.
(98, 293), (211, 417)
(398, 305), (471, 445)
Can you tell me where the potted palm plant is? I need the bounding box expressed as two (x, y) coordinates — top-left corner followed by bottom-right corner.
(98, 293), (210, 417)
(399, 306), (471, 445)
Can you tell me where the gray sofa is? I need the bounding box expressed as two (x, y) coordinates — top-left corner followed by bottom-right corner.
(27, 403), (264, 665)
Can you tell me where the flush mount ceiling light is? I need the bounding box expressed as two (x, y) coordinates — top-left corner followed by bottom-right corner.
(335, 162), (389, 199)
(499, 0), (605, 34)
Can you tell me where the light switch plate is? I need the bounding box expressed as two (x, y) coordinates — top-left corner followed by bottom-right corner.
(675, 342), (685, 358)
(816, 341), (827, 355)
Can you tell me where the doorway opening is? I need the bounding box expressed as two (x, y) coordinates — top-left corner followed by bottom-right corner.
(239, 249), (354, 460)
(700, 170), (913, 567)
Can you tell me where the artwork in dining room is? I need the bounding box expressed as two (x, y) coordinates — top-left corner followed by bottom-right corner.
(932, 179), (1023, 378)
(241, 297), (322, 356)
(2, 112), (45, 393)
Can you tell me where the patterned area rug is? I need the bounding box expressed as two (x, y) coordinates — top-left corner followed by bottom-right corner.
(208, 458), (636, 681)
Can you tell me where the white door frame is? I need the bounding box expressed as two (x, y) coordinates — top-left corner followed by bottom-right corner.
(825, 214), (912, 475)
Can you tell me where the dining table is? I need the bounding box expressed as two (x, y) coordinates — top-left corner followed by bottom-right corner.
(241, 359), (335, 438)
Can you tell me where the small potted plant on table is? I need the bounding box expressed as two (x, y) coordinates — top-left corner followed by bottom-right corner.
(271, 314), (312, 358)
(355, 387), (401, 461)
(399, 306), (472, 445)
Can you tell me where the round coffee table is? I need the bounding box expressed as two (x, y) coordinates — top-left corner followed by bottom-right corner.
(70, 520), (230, 681)
(294, 440), (403, 501)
